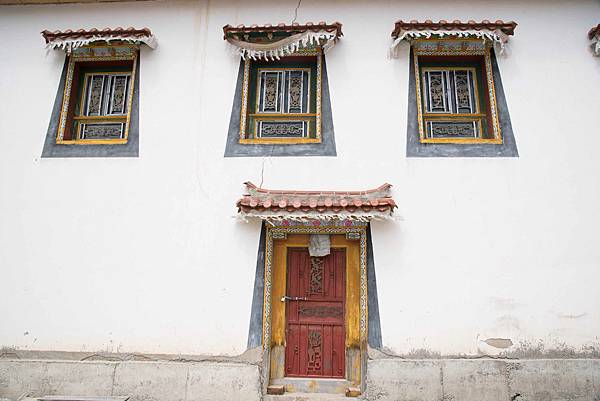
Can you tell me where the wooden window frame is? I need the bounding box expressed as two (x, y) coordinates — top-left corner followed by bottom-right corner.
(239, 49), (323, 145)
(413, 39), (502, 144)
(56, 44), (138, 145)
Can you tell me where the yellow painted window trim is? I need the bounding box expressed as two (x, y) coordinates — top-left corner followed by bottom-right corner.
(421, 138), (503, 144)
(248, 113), (318, 118)
(239, 137), (321, 145)
(413, 45), (503, 145)
(58, 138), (129, 145)
(239, 50), (323, 144)
(55, 46), (138, 145)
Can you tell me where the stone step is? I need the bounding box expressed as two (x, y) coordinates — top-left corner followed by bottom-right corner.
(263, 393), (352, 401)
(270, 378), (352, 394)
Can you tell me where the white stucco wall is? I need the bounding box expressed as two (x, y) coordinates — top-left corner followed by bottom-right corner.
(0, 0), (599, 356)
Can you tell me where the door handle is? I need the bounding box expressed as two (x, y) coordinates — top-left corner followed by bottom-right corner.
(281, 295), (308, 302)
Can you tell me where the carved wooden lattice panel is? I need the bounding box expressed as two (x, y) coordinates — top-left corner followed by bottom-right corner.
(255, 69), (309, 138)
(422, 68), (480, 139)
(307, 330), (322, 375)
(309, 257), (324, 294)
(285, 248), (345, 378)
(80, 73), (132, 139)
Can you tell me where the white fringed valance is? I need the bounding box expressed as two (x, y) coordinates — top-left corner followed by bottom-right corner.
(236, 212), (397, 224)
(46, 34), (157, 53)
(390, 29), (509, 57)
(227, 29), (337, 60)
(591, 34), (600, 56)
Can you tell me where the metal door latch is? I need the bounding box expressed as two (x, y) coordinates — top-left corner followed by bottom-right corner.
(281, 295), (308, 302)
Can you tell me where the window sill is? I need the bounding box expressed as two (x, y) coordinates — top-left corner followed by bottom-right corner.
(56, 138), (129, 145)
(420, 138), (503, 144)
(239, 138), (322, 145)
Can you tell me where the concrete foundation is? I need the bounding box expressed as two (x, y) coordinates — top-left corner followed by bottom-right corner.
(366, 358), (600, 401)
(1, 358), (600, 401)
(0, 359), (261, 401)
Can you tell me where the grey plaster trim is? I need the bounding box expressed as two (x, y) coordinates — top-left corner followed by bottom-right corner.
(366, 224), (383, 349)
(247, 222), (266, 349)
(41, 57), (140, 158)
(224, 58), (336, 157)
(406, 50), (518, 158)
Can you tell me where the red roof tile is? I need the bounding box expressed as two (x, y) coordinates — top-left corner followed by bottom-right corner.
(392, 20), (517, 39)
(223, 21), (343, 40)
(236, 182), (396, 218)
(41, 27), (153, 44)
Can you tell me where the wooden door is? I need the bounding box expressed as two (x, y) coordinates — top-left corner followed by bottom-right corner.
(284, 248), (346, 378)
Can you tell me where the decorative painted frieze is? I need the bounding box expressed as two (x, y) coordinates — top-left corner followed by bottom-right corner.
(223, 21), (342, 60)
(390, 19), (517, 55)
(41, 27), (157, 52)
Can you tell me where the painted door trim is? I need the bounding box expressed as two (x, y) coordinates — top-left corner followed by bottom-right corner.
(261, 223), (368, 391)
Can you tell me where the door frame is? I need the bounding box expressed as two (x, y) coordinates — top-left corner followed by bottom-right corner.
(261, 220), (369, 391)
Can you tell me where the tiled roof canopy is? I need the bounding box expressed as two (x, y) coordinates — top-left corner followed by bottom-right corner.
(223, 21), (343, 40)
(42, 27), (156, 51)
(391, 19), (517, 55)
(223, 21), (343, 60)
(237, 182), (396, 221)
(392, 20), (517, 39)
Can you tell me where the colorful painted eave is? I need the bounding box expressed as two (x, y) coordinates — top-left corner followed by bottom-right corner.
(236, 182), (396, 222)
(41, 27), (156, 51)
(222, 21), (343, 40)
(391, 19), (517, 39)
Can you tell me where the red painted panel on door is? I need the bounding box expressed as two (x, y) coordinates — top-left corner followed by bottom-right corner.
(285, 248), (346, 378)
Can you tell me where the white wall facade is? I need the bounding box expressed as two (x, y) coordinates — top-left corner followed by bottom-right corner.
(0, 0), (599, 357)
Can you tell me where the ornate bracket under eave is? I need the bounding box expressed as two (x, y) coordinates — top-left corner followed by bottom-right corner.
(223, 22), (343, 60)
(41, 27), (157, 53)
(589, 24), (600, 56)
(390, 19), (517, 56)
(236, 182), (397, 224)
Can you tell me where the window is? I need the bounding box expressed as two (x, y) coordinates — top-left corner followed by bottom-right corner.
(239, 50), (322, 144)
(223, 22), (340, 157)
(393, 20), (518, 157)
(56, 45), (137, 145)
(413, 40), (502, 144)
(77, 72), (132, 140)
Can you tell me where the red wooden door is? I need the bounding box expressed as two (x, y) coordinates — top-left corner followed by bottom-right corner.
(284, 248), (345, 378)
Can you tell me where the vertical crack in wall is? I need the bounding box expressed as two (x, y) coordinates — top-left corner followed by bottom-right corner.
(505, 361), (512, 401)
(291, 0), (302, 24)
(193, 0), (211, 194)
(258, 146), (274, 188)
(110, 362), (118, 396)
(439, 362), (445, 401)
(506, 361), (522, 401)
(184, 365), (190, 401)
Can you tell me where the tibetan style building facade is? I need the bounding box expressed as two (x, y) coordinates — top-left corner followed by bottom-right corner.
(1, 1), (600, 401)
